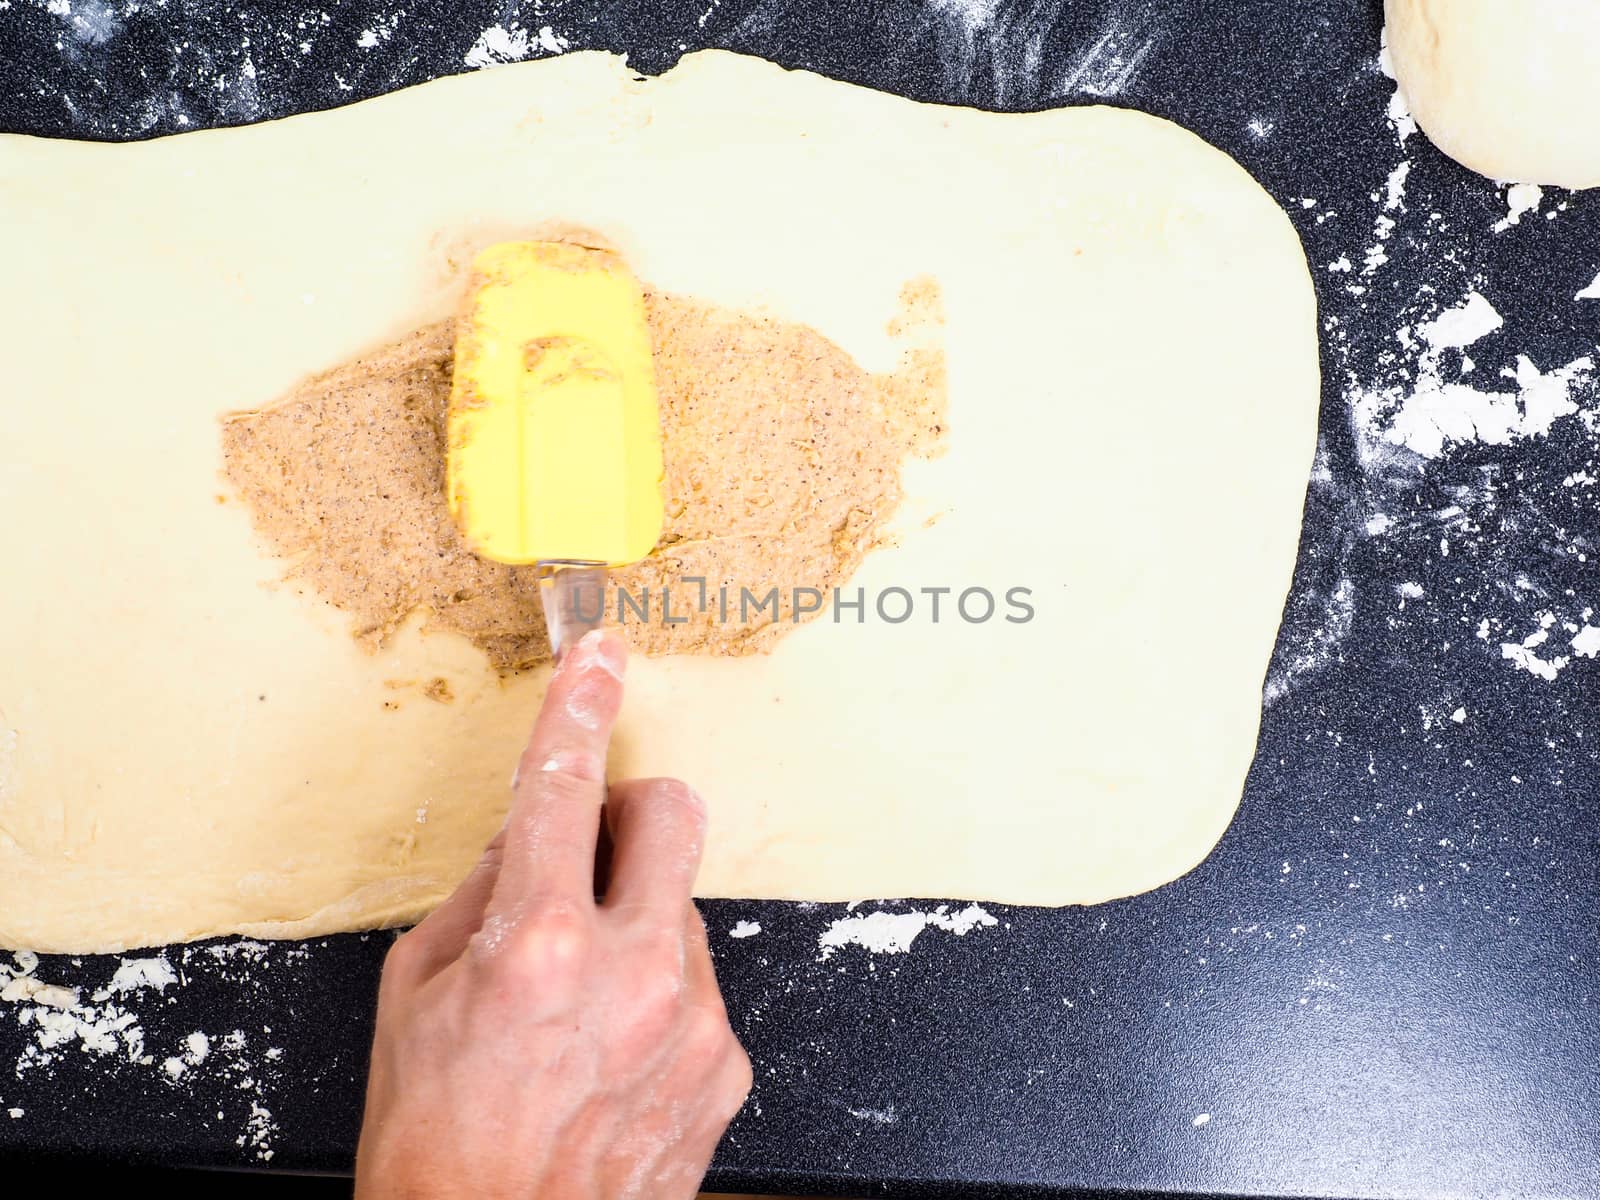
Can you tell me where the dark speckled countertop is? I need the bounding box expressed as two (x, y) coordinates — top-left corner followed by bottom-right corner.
(1, 2), (1597, 1197)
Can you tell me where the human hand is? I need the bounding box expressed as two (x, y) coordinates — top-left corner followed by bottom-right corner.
(356, 629), (752, 1199)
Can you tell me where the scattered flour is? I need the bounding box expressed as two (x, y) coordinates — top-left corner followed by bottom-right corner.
(728, 920), (762, 939)
(1416, 290), (1502, 352)
(92, 955), (177, 1001)
(0, 975), (80, 1009)
(1493, 183), (1544, 233)
(1372, 354), (1593, 460)
(164, 1030), (212, 1079)
(1353, 284), (1593, 461)
(1499, 612), (1572, 682)
(463, 21), (568, 69)
(354, 12), (404, 51)
(1263, 574), (1357, 707)
(1297, 45), (1600, 709)
(1383, 160), (1411, 211)
(1055, 17), (1158, 99)
(1377, 35), (1417, 144)
(1572, 625), (1600, 659)
(847, 1104), (900, 1125)
(927, 0), (1004, 31)
(2, 955), (151, 1070)
(817, 904), (997, 961)
(2, 943), (298, 1162)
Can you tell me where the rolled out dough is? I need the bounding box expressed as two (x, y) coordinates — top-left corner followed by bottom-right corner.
(0, 51), (1319, 954)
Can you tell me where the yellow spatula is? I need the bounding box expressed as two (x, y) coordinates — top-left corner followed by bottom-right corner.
(446, 241), (664, 657)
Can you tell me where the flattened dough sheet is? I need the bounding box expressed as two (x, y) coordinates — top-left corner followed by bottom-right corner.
(0, 51), (1318, 953)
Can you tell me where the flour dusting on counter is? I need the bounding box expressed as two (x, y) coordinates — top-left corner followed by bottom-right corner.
(463, 20), (568, 69)
(910, 0), (1164, 107)
(0, 942), (316, 1162)
(163, 1030), (211, 1079)
(1355, 306), (1593, 461)
(817, 903), (997, 961)
(1266, 37), (1600, 714)
(1493, 183), (1545, 234)
(1378, 36), (1418, 144)
(1056, 14), (1159, 101)
(93, 955), (178, 1000)
(847, 1103), (900, 1125)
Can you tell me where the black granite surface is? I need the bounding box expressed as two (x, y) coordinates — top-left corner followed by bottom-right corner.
(1, 2), (1597, 1197)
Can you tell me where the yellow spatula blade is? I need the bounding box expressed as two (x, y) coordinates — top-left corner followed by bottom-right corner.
(446, 241), (664, 566)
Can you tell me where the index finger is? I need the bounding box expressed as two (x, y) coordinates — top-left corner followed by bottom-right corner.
(491, 628), (628, 914)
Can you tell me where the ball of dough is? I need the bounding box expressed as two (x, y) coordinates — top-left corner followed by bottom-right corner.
(1385, 0), (1600, 189)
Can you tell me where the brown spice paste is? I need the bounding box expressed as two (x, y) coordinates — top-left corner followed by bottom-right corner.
(221, 282), (946, 672)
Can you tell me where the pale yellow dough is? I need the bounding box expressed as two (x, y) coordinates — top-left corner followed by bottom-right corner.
(1386, 0), (1600, 189)
(0, 51), (1318, 954)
